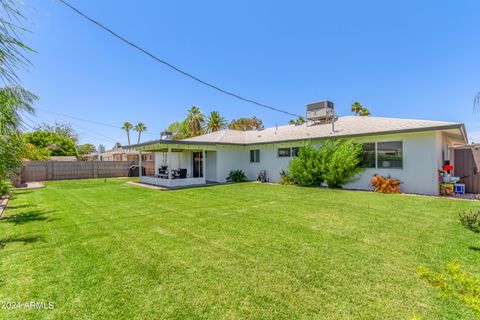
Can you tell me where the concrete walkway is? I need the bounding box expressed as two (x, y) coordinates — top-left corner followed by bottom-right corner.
(16, 182), (45, 189)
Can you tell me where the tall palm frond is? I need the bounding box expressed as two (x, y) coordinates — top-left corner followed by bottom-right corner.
(205, 111), (227, 133)
(0, 85), (37, 132)
(134, 122), (147, 144)
(0, 0), (35, 84)
(351, 102), (363, 115)
(122, 121), (132, 145)
(186, 106), (205, 136)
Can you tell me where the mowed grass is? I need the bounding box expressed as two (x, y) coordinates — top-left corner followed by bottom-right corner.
(0, 179), (479, 319)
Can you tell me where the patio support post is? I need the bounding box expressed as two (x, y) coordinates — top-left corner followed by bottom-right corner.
(167, 147), (172, 182)
(139, 151), (142, 178)
(202, 149), (206, 183)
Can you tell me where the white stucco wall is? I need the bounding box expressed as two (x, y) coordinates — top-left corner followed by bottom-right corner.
(206, 151), (217, 181)
(344, 131), (439, 195)
(215, 147), (249, 182)
(213, 131), (444, 195)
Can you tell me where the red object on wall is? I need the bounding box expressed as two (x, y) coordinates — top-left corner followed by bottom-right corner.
(443, 165), (454, 171)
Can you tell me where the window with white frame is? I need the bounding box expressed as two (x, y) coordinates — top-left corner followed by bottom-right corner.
(360, 141), (403, 169)
(250, 149), (260, 163)
(277, 148), (291, 157)
(377, 141), (403, 169)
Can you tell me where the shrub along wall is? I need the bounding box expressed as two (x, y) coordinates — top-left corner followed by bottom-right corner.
(21, 160), (155, 182)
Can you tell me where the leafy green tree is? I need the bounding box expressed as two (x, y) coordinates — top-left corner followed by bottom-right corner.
(77, 143), (96, 156)
(24, 142), (50, 160)
(205, 111), (227, 133)
(24, 131), (77, 156)
(35, 121), (78, 143)
(228, 117), (263, 131)
(167, 120), (190, 140)
(122, 121), (133, 145)
(288, 143), (325, 186)
(134, 122), (147, 144)
(186, 106), (205, 136)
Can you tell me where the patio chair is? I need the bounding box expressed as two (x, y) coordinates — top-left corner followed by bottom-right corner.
(158, 167), (168, 178)
(177, 168), (187, 179)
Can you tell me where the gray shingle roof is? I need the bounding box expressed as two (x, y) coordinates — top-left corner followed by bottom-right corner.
(182, 116), (464, 145)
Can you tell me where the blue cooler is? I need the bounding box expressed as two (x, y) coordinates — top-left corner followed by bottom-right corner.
(454, 184), (465, 195)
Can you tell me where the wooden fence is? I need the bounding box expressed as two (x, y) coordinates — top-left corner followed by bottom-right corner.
(21, 161), (155, 183)
(454, 148), (480, 194)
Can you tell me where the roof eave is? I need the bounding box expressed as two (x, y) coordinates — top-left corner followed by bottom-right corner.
(124, 124), (466, 149)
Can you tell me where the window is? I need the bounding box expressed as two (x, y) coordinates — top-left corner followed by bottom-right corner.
(278, 148), (291, 157)
(361, 143), (376, 168)
(292, 147), (299, 157)
(377, 141), (403, 168)
(250, 149), (260, 163)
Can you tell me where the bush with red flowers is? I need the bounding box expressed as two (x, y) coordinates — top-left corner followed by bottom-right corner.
(369, 174), (401, 194)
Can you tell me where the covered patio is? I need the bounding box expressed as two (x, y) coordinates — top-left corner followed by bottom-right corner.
(132, 140), (218, 188)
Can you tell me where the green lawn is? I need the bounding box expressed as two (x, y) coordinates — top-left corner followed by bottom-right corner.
(0, 179), (479, 319)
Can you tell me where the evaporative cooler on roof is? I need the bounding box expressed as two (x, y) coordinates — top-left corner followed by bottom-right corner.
(306, 101), (334, 123)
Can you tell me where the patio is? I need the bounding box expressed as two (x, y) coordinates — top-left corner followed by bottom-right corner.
(134, 140), (217, 188)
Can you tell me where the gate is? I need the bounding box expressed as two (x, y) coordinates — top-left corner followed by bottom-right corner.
(454, 147), (480, 194)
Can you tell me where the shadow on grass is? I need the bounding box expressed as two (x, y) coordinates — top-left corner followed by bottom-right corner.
(468, 246), (480, 252)
(0, 210), (58, 225)
(5, 204), (31, 210)
(0, 235), (44, 249)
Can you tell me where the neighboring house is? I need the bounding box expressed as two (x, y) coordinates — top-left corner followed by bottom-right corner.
(82, 147), (153, 162)
(125, 102), (467, 195)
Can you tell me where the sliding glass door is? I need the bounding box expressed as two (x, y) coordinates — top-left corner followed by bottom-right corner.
(192, 152), (203, 178)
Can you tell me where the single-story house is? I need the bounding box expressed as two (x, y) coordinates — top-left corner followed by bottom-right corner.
(125, 104), (467, 195)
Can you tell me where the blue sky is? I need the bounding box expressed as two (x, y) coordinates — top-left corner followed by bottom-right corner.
(18, 0), (480, 148)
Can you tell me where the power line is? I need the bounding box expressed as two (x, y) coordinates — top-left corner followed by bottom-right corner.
(30, 111), (120, 144)
(57, 0), (303, 119)
(36, 112), (119, 143)
(36, 108), (159, 136)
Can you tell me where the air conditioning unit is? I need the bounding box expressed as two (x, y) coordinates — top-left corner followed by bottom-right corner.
(306, 100), (334, 122)
(160, 131), (173, 140)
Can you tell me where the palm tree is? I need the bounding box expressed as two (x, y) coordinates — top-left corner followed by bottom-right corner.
(186, 106), (205, 137)
(351, 102), (363, 115)
(205, 111), (227, 133)
(122, 122), (133, 145)
(0, 85), (37, 131)
(289, 116), (305, 125)
(134, 122), (147, 144)
(351, 102), (371, 116)
(358, 107), (371, 116)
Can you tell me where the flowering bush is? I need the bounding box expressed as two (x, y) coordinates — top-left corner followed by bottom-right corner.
(369, 174), (401, 194)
